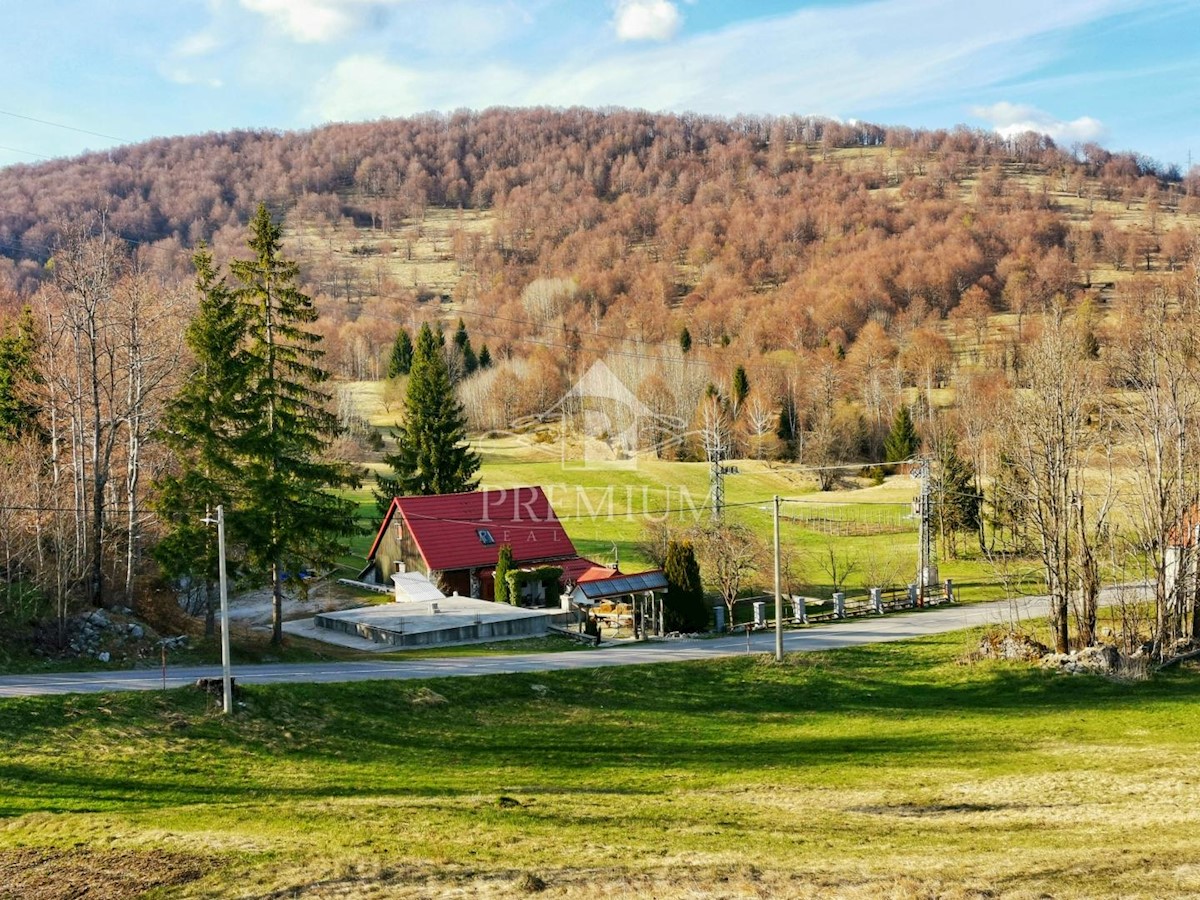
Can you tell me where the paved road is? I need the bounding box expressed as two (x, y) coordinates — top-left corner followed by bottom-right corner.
(0, 588), (1143, 698)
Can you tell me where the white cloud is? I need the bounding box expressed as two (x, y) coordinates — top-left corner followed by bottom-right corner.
(312, 54), (534, 120)
(973, 100), (1107, 144)
(613, 0), (682, 42)
(308, 0), (1141, 125)
(160, 65), (224, 89)
(239, 0), (411, 43)
(175, 31), (221, 58)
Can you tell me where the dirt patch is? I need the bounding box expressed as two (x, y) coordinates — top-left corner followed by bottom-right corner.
(0, 848), (213, 899)
(228, 579), (382, 629)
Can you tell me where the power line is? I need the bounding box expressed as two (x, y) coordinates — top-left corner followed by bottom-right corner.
(0, 145), (51, 161)
(0, 108), (129, 144)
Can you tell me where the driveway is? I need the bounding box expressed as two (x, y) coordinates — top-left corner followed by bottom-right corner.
(0, 588), (1143, 698)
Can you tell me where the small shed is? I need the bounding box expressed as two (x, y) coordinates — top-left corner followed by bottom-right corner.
(569, 569), (668, 639)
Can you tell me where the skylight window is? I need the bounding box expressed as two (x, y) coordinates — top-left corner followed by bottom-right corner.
(477, 528), (495, 545)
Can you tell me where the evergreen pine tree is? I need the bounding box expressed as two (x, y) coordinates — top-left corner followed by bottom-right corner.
(453, 318), (478, 375)
(679, 325), (692, 354)
(663, 540), (707, 632)
(494, 543), (513, 605)
(477, 344), (492, 369)
(883, 405), (920, 465)
(0, 307), (40, 442)
(387, 327), (413, 378)
(152, 244), (248, 636)
(228, 205), (359, 645)
(376, 322), (480, 508)
(931, 442), (981, 559)
(731, 365), (750, 413)
(775, 393), (798, 460)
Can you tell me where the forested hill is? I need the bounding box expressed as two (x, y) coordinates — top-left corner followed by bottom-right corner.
(0, 107), (1196, 381)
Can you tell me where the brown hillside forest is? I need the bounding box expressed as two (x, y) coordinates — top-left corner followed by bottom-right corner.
(1, 106), (1199, 658)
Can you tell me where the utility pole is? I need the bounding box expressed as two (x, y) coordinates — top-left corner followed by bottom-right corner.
(914, 459), (933, 607)
(773, 494), (783, 662)
(202, 505), (233, 715)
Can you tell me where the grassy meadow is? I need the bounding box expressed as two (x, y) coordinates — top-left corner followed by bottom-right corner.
(344, 378), (1040, 607)
(3, 624), (1199, 898)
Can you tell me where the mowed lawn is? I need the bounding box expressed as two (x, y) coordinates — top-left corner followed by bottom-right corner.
(344, 408), (1031, 603)
(2, 628), (1199, 898)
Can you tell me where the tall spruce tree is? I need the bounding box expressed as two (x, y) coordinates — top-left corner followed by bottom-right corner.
(228, 205), (358, 645)
(152, 244), (248, 636)
(731, 365), (750, 413)
(452, 318), (478, 376)
(376, 322), (480, 508)
(663, 540), (707, 632)
(679, 325), (692, 354)
(931, 443), (981, 559)
(884, 405), (920, 465)
(387, 327), (413, 378)
(0, 307), (40, 442)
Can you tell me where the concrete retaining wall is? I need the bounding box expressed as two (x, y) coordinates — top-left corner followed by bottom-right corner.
(314, 610), (553, 647)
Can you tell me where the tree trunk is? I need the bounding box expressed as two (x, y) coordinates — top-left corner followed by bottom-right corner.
(272, 561), (284, 646)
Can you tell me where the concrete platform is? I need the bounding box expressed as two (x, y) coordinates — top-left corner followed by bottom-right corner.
(310, 597), (560, 648)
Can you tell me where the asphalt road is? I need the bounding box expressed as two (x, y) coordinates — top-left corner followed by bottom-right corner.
(0, 589), (1143, 698)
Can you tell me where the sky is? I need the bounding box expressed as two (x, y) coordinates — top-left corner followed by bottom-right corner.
(2, 0), (1198, 171)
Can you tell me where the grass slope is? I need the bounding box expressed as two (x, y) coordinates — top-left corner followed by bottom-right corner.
(2, 628), (1199, 898)
(343, 404), (1037, 604)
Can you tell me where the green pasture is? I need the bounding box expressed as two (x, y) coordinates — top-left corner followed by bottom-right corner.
(345, 422), (1042, 605)
(2, 624), (1199, 897)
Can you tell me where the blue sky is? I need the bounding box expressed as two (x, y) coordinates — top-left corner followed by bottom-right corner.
(2, 0), (1197, 171)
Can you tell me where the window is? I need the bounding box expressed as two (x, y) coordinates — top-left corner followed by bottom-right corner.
(477, 528), (495, 545)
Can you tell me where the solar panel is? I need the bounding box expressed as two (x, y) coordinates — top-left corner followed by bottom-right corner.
(575, 570), (667, 599)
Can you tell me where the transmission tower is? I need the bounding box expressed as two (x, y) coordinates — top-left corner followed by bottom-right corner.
(703, 397), (737, 520)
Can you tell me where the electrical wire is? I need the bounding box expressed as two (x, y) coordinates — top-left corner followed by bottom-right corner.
(0, 108), (129, 144)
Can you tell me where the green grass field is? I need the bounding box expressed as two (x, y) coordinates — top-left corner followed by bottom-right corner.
(2, 623), (1198, 898)
(341, 403), (1042, 606)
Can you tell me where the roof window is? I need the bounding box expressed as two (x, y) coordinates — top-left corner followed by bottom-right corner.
(477, 528), (495, 545)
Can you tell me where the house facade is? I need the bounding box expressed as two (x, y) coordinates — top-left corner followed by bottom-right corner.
(363, 486), (607, 604)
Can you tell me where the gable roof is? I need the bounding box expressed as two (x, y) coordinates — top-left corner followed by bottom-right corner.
(369, 487), (579, 573)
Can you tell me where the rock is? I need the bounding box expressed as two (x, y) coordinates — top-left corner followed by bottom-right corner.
(87, 609), (111, 629)
(979, 629), (1049, 662)
(1040, 645), (1119, 675)
(1075, 644), (1119, 673)
(128, 623), (144, 640)
(97, 651), (110, 663)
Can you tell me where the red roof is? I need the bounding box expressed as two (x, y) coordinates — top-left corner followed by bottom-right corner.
(575, 564), (620, 583)
(369, 487), (579, 573)
(560, 558), (614, 584)
(479, 555), (609, 584)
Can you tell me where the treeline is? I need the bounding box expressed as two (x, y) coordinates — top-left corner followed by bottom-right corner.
(0, 209), (357, 647)
(2, 108), (1198, 391)
(1, 108), (1195, 312)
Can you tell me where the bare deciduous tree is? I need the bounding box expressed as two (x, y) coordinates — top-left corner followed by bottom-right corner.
(1002, 306), (1104, 653)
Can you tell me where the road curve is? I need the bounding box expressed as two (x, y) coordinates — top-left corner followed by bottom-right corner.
(0, 589), (1141, 698)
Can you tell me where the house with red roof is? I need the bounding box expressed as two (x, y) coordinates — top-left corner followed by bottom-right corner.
(362, 486), (612, 604)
